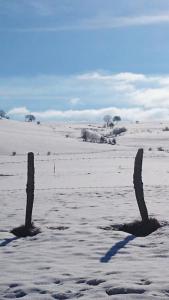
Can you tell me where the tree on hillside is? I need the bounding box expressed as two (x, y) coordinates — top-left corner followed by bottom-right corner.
(113, 115), (121, 124)
(25, 114), (36, 122)
(0, 109), (9, 119)
(103, 115), (112, 127)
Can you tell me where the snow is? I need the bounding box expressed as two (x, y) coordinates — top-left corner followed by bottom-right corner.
(0, 119), (169, 299)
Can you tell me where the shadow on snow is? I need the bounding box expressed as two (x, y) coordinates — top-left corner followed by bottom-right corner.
(0, 236), (19, 247)
(100, 235), (136, 263)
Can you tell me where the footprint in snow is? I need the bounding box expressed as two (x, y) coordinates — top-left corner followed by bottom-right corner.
(9, 283), (20, 288)
(52, 292), (83, 299)
(76, 279), (86, 284)
(86, 279), (105, 286)
(53, 279), (61, 284)
(5, 289), (27, 298)
(28, 287), (47, 295)
(48, 226), (69, 230)
(106, 287), (145, 295)
(137, 279), (152, 286)
(52, 293), (69, 299)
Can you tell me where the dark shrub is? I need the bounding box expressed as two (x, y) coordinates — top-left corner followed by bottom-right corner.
(162, 126), (169, 131)
(157, 147), (164, 151)
(112, 127), (127, 136)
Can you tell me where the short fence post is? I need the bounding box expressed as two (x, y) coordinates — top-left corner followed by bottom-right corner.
(54, 162), (56, 175)
(133, 148), (149, 223)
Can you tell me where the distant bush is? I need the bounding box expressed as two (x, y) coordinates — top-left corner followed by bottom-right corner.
(81, 128), (88, 141)
(81, 129), (102, 143)
(47, 151), (51, 155)
(37, 121), (40, 125)
(108, 138), (116, 145)
(12, 151), (16, 156)
(157, 147), (164, 152)
(100, 136), (107, 143)
(162, 126), (169, 131)
(0, 109), (9, 119)
(81, 128), (116, 145)
(112, 127), (127, 136)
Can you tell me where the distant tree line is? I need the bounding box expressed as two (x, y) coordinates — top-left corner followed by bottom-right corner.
(0, 110), (39, 123)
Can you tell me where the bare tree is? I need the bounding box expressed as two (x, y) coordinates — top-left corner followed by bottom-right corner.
(0, 109), (9, 119)
(103, 115), (112, 127)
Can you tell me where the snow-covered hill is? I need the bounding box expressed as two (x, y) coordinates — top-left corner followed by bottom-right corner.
(1, 119), (169, 299)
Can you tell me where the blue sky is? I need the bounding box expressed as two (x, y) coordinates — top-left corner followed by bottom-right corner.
(1, 0), (169, 121)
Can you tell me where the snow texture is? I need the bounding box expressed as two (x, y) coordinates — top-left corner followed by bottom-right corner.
(0, 119), (169, 299)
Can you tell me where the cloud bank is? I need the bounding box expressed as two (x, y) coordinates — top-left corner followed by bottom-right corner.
(8, 106), (169, 122)
(2, 71), (169, 122)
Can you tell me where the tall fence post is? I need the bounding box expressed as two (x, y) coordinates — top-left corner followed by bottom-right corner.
(25, 152), (35, 229)
(11, 152), (40, 237)
(133, 148), (149, 223)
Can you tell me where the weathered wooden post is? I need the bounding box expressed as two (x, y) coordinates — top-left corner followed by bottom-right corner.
(25, 152), (35, 229)
(133, 148), (149, 223)
(11, 152), (40, 237)
(117, 148), (160, 236)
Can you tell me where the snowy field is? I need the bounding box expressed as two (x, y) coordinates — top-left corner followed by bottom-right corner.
(1, 119), (169, 299)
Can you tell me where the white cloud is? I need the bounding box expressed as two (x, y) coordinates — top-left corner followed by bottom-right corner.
(82, 14), (169, 30)
(132, 87), (169, 108)
(3, 13), (169, 32)
(8, 107), (30, 115)
(69, 98), (81, 106)
(113, 72), (147, 82)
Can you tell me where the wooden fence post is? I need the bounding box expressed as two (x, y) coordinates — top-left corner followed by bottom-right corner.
(11, 152), (40, 237)
(112, 148), (160, 236)
(133, 148), (149, 223)
(25, 152), (35, 229)
(54, 162), (56, 175)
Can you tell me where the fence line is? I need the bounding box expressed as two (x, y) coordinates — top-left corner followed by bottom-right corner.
(0, 154), (168, 165)
(0, 161), (27, 165)
(0, 184), (167, 193)
(0, 185), (132, 192)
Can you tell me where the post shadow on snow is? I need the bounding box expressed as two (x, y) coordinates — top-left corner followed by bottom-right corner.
(0, 236), (18, 247)
(100, 235), (136, 263)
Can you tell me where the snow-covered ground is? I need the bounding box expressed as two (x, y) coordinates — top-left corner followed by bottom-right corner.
(1, 119), (169, 299)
